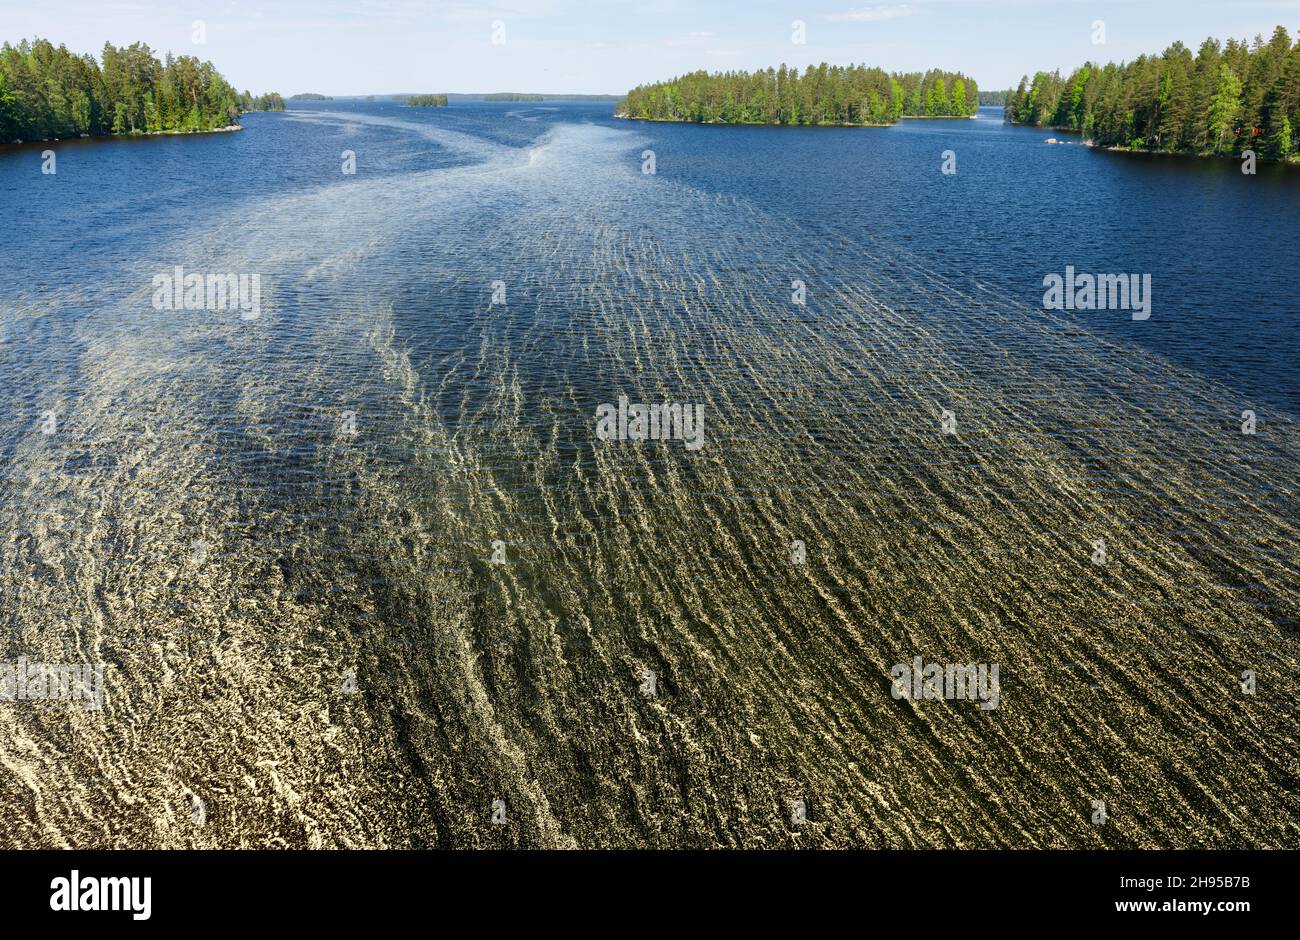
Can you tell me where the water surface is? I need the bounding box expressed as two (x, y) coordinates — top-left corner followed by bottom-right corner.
(1, 101), (1296, 848)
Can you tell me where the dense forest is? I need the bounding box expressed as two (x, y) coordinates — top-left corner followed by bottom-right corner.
(290, 92), (332, 101)
(618, 65), (978, 125)
(1005, 25), (1300, 159)
(483, 93), (543, 101)
(238, 90), (284, 112)
(0, 38), (257, 143)
(403, 94), (448, 107)
(979, 89), (1009, 106)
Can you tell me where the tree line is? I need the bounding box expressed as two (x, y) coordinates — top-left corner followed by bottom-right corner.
(239, 90), (284, 112)
(403, 94), (448, 107)
(618, 64), (978, 125)
(1005, 25), (1300, 160)
(0, 38), (284, 143)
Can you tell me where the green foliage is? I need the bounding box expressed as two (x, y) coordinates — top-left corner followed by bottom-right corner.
(0, 37), (242, 142)
(239, 90), (284, 111)
(404, 94), (448, 107)
(1208, 64), (1243, 153)
(618, 64), (978, 125)
(927, 77), (949, 115)
(1005, 25), (1300, 159)
(1271, 114), (1294, 159)
(951, 78), (968, 115)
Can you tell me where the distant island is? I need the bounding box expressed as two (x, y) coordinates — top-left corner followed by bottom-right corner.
(372, 92), (617, 102)
(979, 90), (1010, 106)
(400, 94), (448, 107)
(617, 65), (978, 126)
(239, 91), (285, 112)
(1006, 25), (1298, 162)
(290, 93), (332, 101)
(0, 37), (256, 143)
(457, 93), (617, 101)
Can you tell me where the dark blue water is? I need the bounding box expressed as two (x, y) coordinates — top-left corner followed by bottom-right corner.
(3, 102), (1296, 411)
(612, 105), (1300, 413)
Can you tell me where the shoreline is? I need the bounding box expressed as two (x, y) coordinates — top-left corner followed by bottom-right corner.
(1086, 140), (1300, 164)
(613, 113), (976, 127)
(0, 124), (243, 148)
(1009, 120), (1300, 165)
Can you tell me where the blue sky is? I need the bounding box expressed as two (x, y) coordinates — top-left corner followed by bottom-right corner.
(6, 0), (1299, 95)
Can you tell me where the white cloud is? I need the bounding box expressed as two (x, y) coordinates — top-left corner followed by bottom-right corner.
(824, 4), (921, 23)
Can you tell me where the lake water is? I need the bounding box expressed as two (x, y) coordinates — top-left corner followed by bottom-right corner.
(0, 102), (1296, 848)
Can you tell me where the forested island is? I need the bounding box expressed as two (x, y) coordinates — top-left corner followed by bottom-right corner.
(979, 90), (1010, 106)
(239, 91), (284, 112)
(1006, 25), (1299, 161)
(402, 94), (448, 107)
(617, 65), (978, 125)
(484, 93), (543, 102)
(290, 92), (332, 101)
(0, 38), (257, 143)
